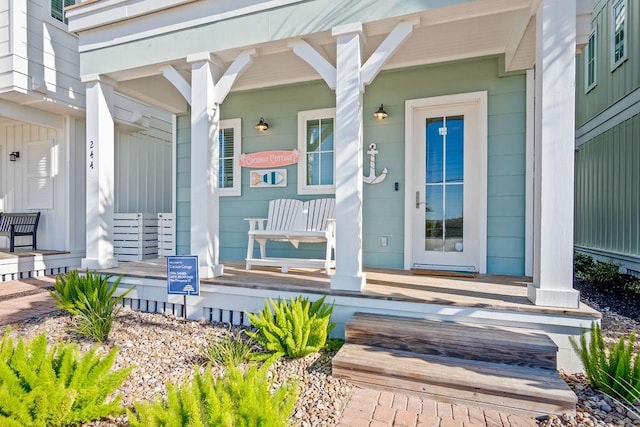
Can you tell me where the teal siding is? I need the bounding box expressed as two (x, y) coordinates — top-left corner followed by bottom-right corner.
(575, 113), (640, 256)
(175, 56), (527, 274)
(576, 0), (640, 126)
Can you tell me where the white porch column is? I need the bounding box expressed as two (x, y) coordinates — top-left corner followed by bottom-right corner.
(81, 76), (117, 269)
(330, 24), (366, 291)
(187, 53), (223, 278)
(528, 0), (580, 308)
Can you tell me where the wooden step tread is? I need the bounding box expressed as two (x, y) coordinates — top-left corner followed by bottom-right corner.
(332, 344), (576, 417)
(346, 313), (558, 370)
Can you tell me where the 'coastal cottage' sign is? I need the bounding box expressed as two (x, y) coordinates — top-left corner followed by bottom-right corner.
(239, 149), (300, 168)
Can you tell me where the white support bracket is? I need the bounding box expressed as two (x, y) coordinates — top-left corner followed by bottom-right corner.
(361, 19), (419, 86)
(160, 65), (192, 105)
(214, 49), (256, 104)
(289, 40), (337, 90)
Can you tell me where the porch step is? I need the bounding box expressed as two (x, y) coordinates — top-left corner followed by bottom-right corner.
(345, 312), (558, 370)
(332, 343), (577, 418)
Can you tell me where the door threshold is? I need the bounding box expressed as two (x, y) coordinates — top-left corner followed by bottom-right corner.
(411, 268), (477, 278)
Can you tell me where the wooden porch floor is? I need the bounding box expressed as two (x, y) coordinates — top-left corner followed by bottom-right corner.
(100, 259), (600, 319)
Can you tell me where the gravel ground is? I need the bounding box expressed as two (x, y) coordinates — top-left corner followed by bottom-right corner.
(5, 309), (352, 426)
(3, 279), (639, 427)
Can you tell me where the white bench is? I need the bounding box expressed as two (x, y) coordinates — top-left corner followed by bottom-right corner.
(245, 198), (335, 274)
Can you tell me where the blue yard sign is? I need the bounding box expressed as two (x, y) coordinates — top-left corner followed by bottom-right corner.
(167, 256), (200, 296)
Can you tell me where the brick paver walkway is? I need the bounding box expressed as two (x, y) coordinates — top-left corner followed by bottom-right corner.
(0, 278), (539, 427)
(0, 277), (59, 326)
(337, 388), (537, 427)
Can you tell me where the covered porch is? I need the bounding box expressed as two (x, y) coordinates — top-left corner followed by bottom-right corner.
(99, 259), (600, 371)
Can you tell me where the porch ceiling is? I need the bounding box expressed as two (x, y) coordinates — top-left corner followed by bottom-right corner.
(104, 1), (537, 114)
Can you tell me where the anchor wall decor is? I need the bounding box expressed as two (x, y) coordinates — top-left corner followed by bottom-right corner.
(363, 143), (388, 184)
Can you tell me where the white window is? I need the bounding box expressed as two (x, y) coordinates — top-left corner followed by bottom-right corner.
(218, 118), (242, 196)
(297, 108), (335, 195)
(585, 28), (597, 92)
(611, 0), (627, 70)
(51, 0), (76, 24)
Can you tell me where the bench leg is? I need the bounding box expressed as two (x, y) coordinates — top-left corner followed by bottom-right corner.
(324, 240), (333, 274)
(246, 235), (255, 270)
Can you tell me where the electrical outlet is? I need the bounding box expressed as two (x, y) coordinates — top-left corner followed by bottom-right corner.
(380, 236), (390, 247)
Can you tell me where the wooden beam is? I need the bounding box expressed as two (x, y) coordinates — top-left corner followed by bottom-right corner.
(361, 19), (419, 86)
(213, 49), (256, 104)
(160, 65), (191, 105)
(289, 40), (336, 90)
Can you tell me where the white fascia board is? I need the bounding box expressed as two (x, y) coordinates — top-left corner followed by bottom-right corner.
(68, 0), (305, 43)
(0, 99), (64, 129)
(67, 0), (197, 33)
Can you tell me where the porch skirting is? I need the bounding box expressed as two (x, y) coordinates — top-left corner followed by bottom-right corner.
(101, 261), (600, 373)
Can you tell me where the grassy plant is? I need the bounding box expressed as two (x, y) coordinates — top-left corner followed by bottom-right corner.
(128, 360), (297, 427)
(0, 329), (131, 427)
(199, 330), (254, 366)
(247, 295), (335, 359)
(570, 322), (640, 404)
(50, 269), (133, 341)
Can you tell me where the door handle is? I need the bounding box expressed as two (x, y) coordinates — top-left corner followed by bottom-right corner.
(415, 191), (421, 209)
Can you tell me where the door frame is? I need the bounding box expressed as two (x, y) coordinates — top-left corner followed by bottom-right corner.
(403, 91), (488, 273)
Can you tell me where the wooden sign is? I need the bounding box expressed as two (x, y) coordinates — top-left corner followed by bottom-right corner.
(239, 149), (299, 168)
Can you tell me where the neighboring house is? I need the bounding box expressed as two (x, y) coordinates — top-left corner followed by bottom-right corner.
(0, 0), (173, 274)
(575, 0), (640, 277)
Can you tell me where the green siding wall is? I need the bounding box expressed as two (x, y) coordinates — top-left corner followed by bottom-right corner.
(575, 112), (640, 256)
(576, 0), (640, 126)
(175, 57), (527, 274)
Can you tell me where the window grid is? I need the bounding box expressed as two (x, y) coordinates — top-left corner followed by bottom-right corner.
(585, 29), (596, 92)
(612, 0), (627, 69)
(297, 108), (336, 195)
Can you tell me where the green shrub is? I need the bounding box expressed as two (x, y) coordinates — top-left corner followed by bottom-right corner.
(128, 360), (297, 427)
(50, 269), (133, 341)
(574, 252), (595, 281)
(0, 329), (131, 427)
(570, 322), (640, 404)
(589, 260), (621, 286)
(247, 295), (335, 359)
(199, 329), (254, 367)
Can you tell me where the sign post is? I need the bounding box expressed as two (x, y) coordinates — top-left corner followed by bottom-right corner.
(167, 256), (200, 319)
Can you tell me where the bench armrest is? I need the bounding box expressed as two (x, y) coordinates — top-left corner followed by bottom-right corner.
(326, 218), (336, 236)
(245, 217), (267, 231)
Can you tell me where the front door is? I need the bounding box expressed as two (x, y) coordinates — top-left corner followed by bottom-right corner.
(407, 94), (486, 273)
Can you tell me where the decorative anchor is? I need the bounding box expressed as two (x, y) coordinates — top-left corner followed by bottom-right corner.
(363, 143), (388, 184)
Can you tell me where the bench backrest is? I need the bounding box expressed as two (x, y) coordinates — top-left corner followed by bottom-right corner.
(0, 212), (41, 233)
(302, 198), (335, 232)
(265, 199), (304, 232)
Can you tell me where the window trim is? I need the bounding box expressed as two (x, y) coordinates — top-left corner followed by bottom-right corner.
(611, 0), (628, 71)
(218, 118), (242, 197)
(585, 27), (597, 93)
(297, 108), (336, 195)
